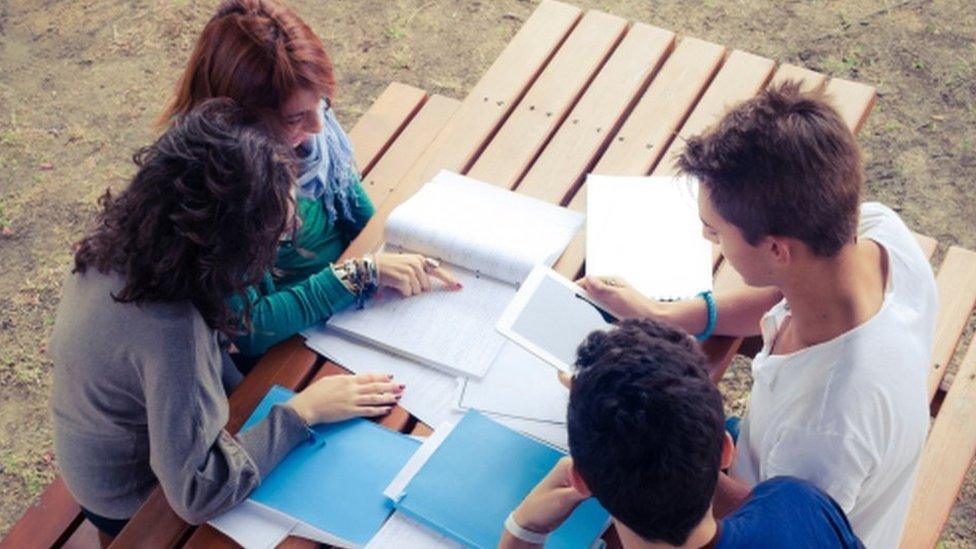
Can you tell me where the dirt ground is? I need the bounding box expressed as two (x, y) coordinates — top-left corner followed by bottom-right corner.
(1, 0), (974, 543)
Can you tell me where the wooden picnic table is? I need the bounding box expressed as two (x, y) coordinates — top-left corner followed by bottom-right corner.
(5, 1), (975, 548)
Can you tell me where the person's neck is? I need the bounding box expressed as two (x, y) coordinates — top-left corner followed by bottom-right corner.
(615, 511), (718, 549)
(778, 239), (886, 349)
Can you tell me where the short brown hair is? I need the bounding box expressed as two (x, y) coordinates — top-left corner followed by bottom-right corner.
(158, 0), (334, 135)
(677, 81), (863, 257)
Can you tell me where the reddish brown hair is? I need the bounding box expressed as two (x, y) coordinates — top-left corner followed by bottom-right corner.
(158, 0), (334, 134)
(677, 81), (863, 257)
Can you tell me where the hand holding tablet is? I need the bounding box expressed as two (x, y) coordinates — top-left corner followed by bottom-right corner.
(496, 266), (616, 374)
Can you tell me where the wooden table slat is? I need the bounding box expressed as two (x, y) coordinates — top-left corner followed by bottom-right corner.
(515, 23), (676, 204)
(901, 332), (976, 549)
(0, 477), (83, 549)
(654, 49), (777, 178)
(365, 95), (461, 211)
(552, 36), (727, 278)
(823, 77), (876, 136)
(341, 0), (582, 266)
(466, 9), (629, 189)
(60, 519), (102, 549)
(347, 82), (427, 178)
(768, 63), (828, 92)
(927, 246), (976, 401)
(181, 523), (239, 549)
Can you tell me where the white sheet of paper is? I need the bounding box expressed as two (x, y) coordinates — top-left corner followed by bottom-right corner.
(386, 170), (585, 285)
(586, 175), (713, 300)
(208, 500), (293, 549)
(458, 341), (569, 424)
(365, 511), (462, 549)
(302, 327), (568, 449)
(208, 499), (352, 549)
(328, 264), (514, 379)
(303, 326), (461, 427)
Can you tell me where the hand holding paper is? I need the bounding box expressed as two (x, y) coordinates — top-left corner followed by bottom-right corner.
(576, 275), (657, 320)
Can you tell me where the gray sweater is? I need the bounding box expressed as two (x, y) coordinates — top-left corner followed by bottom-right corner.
(50, 269), (311, 523)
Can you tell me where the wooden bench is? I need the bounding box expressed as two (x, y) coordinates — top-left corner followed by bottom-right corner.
(3, 1), (973, 547)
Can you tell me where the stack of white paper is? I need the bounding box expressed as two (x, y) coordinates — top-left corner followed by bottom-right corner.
(586, 174), (713, 300)
(303, 326), (569, 450)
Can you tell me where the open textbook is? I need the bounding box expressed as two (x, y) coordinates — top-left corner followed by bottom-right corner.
(586, 174), (713, 300)
(328, 170), (584, 378)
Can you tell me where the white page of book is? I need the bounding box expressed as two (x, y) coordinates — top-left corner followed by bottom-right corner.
(458, 342), (569, 424)
(302, 327), (568, 449)
(327, 263), (514, 378)
(385, 170), (585, 285)
(586, 175), (713, 300)
(365, 511), (461, 549)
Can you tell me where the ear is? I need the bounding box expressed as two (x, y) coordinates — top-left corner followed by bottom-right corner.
(568, 463), (593, 498)
(766, 236), (793, 267)
(720, 431), (735, 470)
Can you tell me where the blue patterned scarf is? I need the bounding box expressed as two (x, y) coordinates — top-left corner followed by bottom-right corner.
(294, 101), (360, 225)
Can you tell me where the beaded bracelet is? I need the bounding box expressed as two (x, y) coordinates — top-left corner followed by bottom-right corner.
(694, 290), (717, 341)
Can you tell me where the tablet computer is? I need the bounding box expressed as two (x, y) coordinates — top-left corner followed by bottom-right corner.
(496, 266), (615, 374)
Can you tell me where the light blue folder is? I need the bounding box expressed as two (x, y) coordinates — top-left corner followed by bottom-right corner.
(394, 410), (610, 549)
(241, 385), (421, 546)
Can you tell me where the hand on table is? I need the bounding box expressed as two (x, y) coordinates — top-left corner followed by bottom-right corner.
(512, 457), (589, 534)
(375, 252), (462, 297)
(287, 373), (404, 424)
(576, 275), (656, 320)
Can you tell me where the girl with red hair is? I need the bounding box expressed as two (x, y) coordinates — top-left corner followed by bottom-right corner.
(161, 0), (459, 362)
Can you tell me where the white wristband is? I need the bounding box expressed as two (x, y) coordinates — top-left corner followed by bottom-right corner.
(505, 511), (550, 544)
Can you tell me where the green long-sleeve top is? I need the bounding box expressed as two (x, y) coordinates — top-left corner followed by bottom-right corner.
(231, 180), (375, 356)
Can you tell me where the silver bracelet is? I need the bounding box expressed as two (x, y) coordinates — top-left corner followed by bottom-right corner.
(504, 511), (549, 545)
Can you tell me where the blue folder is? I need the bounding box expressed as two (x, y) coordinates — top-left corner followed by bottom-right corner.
(393, 410), (610, 549)
(241, 385), (421, 546)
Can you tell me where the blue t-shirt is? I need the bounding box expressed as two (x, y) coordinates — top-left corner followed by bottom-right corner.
(718, 477), (863, 548)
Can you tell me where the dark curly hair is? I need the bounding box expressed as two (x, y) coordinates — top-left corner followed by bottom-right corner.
(677, 80), (862, 257)
(74, 98), (295, 338)
(568, 318), (725, 546)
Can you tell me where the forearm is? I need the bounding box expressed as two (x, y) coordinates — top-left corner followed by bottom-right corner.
(713, 472), (753, 519)
(650, 286), (781, 338)
(233, 269), (356, 356)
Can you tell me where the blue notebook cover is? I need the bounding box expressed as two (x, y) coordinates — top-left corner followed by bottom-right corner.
(394, 411), (610, 549)
(241, 385), (421, 546)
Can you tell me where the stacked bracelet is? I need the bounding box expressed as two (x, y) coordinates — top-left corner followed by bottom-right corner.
(694, 290), (717, 341)
(331, 255), (379, 308)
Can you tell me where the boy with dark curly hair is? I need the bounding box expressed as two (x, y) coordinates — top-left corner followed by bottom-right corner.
(501, 319), (862, 548)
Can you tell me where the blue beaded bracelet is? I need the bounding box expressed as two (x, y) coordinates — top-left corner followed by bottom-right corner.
(695, 290), (717, 341)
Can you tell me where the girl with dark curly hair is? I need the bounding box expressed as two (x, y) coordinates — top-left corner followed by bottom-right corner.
(50, 100), (404, 541)
(159, 0), (460, 361)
